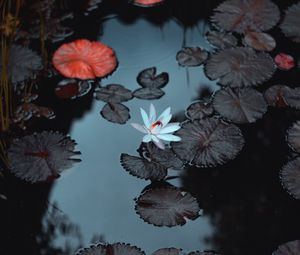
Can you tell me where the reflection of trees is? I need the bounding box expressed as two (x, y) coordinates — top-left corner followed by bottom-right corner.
(182, 109), (300, 255)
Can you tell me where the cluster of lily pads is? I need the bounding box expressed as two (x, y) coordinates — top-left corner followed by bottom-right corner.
(94, 67), (169, 124)
(76, 242), (220, 255)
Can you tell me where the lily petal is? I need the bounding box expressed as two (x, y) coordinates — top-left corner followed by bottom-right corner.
(143, 134), (152, 142)
(157, 134), (181, 142)
(131, 123), (148, 134)
(159, 123), (181, 134)
(140, 107), (150, 128)
(149, 103), (156, 123)
(157, 107), (171, 125)
(151, 135), (165, 149)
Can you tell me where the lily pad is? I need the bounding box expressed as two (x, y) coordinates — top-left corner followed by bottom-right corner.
(280, 158), (300, 200)
(137, 67), (169, 89)
(95, 84), (133, 103)
(120, 153), (167, 181)
(133, 88), (165, 100)
(171, 118), (244, 167)
(281, 2), (300, 43)
(176, 47), (208, 67)
(100, 103), (130, 124)
(205, 30), (238, 49)
(186, 101), (214, 120)
(244, 31), (276, 52)
(213, 87), (267, 123)
(135, 186), (201, 227)
(76, 243), (145, 255)
(205, 47), (276, 87)
(211, 0), (280, 34)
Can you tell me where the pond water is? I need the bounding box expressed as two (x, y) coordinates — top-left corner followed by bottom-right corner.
(2, 1), (300, 255)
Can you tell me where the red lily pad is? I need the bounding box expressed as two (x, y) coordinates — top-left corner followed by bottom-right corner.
(274, 53), (295, 71)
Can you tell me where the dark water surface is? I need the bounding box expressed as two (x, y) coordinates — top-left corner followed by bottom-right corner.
(2, 1), (300, 255)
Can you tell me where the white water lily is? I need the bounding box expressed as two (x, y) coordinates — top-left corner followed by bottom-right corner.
(131, 104), (181, 149)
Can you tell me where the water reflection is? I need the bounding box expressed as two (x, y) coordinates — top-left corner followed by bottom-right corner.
(49, 17), (216, 254)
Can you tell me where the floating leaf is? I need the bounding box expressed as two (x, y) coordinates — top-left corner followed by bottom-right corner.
(280, 158), (300, 200)
(0, 44), (42, 88)
(152, 248), (182, 255)
(263, 85), (291, 108)
(76, 242), (145, 255)
(211, 0), (280, 34)
(205, 47), (275, 87)
(281, 2), (300, 43)
(171, 118), (244, 167)
(135, 186), (201, 227)
(272, 240), (300, 255)
(176, 47), (208, 67)
(95, 84), (133, 103)
(101, 103), (130, 124)
(244, 31), (276, 52)
(287, 121), (300, 153)
(186, 101), (214, 120)
(274, 53), (295, 71)
(53, 39), (117, 79)
(139, 143), (184, 170)
(284, 88), (300, 110)
(213, 87), (267, 123)
(120, 153), (167, 181)
(137, 67), (169, 89)
(205, 30), (238, 49)
(7, 131), (81, 183)
(133, 88), (165, 100)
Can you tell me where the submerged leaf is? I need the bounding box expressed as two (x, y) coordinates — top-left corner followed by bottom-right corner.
(205, 47), (275, 87)
(213, 87), (267, 123)
(133, 88), (165, 100)
(135, 186), (201, 227)
(272, 240), (300, 255)
(281, 2), (300, 43)
(244, 31), (276, 52)
(186, 101), (214, 120)
(176, 47), (208, 67)
(205, 30), (238, 49)
(8, 131), (81, 183)
(211, 0), (280, 34)
(95, 84), (133, 103)
(171, 118), (244, 167)
(137, 67), (169, 89)
(76, 242), (145, 255)
(120, 153), (167, 181)
(101, 103), (130, 124)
